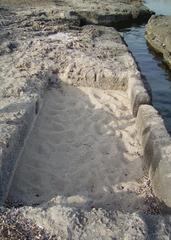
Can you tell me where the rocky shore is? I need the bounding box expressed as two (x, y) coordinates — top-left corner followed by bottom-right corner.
(145, 15), (171, 69)
(0, 0), (151, 206)
(0, 0), (153, 27)
(1, 0), (171, 239)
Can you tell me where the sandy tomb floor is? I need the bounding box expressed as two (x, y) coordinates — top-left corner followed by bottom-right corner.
(7, 84), (144, 213)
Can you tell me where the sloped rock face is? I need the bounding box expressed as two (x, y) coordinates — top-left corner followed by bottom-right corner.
(145, 15), (171, 69)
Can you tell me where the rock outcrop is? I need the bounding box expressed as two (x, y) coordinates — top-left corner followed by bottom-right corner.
(136, 105), (171, 209)
(1, 1), (171, 239)
(0, 0), (153, 28)
(0, 5), (150, 205)
(145, 15), (171, 69)
(60, 0), (153, 26)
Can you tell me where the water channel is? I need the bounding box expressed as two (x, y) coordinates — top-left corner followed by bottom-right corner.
(120, 0), (171, 133)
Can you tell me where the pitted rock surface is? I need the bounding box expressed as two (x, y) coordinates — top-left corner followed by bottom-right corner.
(145, 15), (171, 69)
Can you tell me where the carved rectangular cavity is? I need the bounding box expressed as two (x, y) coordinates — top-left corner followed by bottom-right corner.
(7, 85), (144, 212)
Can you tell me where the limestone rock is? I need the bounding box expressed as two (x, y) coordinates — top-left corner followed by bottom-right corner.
(0, 19), (150, 204)
(62, 0), (154, 26)
(136, 105), (171, 208)
(145, 15), (171, 69)
(0, 0), (153, 29)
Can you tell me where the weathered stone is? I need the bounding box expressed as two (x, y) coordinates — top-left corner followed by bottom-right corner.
(0, 0), (153, 30)
(67, 0), (153, 26)
(0, 98), (41, 204)
(0, 1), (171, 238)
(127, 73), (151, 116)
(136, 105), (171, 208)
(145, 15), (171, 69)
(0, 0), (154, 211)
(0, 19), (149, 204)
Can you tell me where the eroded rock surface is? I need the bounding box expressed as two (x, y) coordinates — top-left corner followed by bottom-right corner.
(145, 15), (171, 69)
(1, 204), (171, 240)
(0, 20), (146, 204)
(0, 1), (169, 240)
(58, 0), (153, 26)
(0, 0), (153, 28)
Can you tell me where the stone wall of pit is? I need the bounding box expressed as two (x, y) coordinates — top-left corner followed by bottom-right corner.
(136, 105), (171, 208)
(0, 95), (44, 205)
(2, 67), (169, 208)
(126, 43), (171, 208)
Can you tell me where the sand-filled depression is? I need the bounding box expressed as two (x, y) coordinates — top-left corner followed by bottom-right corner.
(0, 21), (159, 237)
(7, 84), (147, 213)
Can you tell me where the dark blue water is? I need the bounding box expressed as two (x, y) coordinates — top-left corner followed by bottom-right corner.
(120, 1), (171, 133)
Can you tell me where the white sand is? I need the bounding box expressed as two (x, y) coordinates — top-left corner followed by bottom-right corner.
(7, 84), (145, 238)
